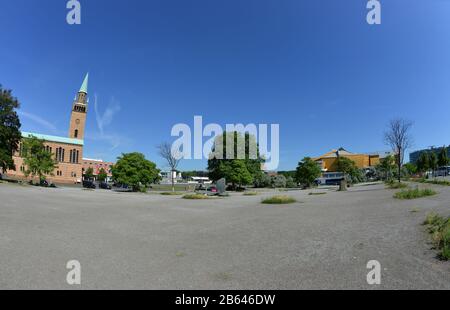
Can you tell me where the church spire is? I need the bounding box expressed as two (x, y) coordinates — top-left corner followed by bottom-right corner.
(79, 73), (89, 94)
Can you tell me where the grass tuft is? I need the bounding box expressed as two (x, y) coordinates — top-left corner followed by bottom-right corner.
(423, 213), (450, 260)
(262, 195), (297, 204)
(394, 188), (437, 200)
(182, 193), (209, 200)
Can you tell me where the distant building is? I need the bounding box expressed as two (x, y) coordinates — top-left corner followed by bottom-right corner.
(409, 146), (450, 164)
(313, 148), (393, 172)
(7, 74), (89, 184)
(82, 158), (114, 181)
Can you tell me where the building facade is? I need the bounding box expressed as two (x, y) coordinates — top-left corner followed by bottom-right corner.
(7, 74), (89, 184)
(313, 148), (392, 172)
(82, 158), (114, 181)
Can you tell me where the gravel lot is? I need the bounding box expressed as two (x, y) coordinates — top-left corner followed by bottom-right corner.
(0, 182), (449, 289)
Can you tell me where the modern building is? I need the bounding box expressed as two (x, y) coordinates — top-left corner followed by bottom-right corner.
(82, 158), (114, 182)
(409, 146), (450, 164)
(313, 148), (392, 172)
(6, 74), (89, 184)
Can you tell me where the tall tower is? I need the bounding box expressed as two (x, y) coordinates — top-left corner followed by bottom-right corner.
(69, 73), (89, 140)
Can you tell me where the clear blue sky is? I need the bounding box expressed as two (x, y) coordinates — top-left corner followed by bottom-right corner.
(1, 0), (449, 171)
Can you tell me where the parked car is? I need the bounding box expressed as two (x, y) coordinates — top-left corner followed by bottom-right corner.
(40, 179), (49, 187)
(112, 183), (133, 192)
(99, 182), (112, 190)
(207, 186), (218, 193)
(82, 180), (96, 189)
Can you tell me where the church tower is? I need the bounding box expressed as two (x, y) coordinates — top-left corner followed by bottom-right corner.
(69, 73), (89, 140)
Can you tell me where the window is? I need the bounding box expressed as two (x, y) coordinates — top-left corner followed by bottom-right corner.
(74, 129), (78, 138)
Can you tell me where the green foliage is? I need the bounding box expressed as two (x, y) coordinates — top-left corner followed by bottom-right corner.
(394, 188), (437, 199)
(335, 157), (362, 183)
(111, 152), (160, 192)
(0, 85), (22, 173)
(278, 170), (296, 179)
(403, 163), (417, 176)
(97, 168), (108, 182)
(22, 136), (56, 182)
(182, 193), (209, 199)
(207, 131), (264, 185)
(438, 146), (449, 167)
(285, 176), (296, 188)
(160, 191), (183, 195)
(254, 173), (272, 188)
(84, 167), (94, 180)
(261, 195), (297, 204)
(429, 152), (438, 172)
(295, 157), (322, 188)
(216, 159), (253, 187)
(181, 170), (208, 179)
(423, 213), (450, 260)
(271, 174), (286, 188)
(416, 152), (430, 174)
(376, 155), (396, 181)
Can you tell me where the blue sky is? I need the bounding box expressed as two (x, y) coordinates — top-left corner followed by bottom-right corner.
(1, 0), (449, 171)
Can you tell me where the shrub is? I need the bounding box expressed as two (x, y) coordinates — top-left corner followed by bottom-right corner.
(262, 195), (297, 204)
(182, 194), (209, 199)
(423, 213), (450, 260)
(394, 188), (437, 200)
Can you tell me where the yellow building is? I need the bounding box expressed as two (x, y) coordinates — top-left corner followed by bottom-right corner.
(313, 148), (383, 172)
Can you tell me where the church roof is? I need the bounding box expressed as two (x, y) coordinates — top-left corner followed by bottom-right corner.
(79, 73), (89, 93)
(21, 132), (84, 146)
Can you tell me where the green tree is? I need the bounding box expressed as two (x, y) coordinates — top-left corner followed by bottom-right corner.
(376, 156), (395, 181)
(335, 157), (362, 183)
(84, 167), (94, 180)
(111, 152), (160, 192)
(97, 168), (108, 182)
(438, 146), (449, 168)
(429, 152), (438, 177)
(416, 152), (430, 176)
(254, 172), (272, 188)
(271, 174), (287, 188)
(0, 85), (22, 173)
(295, 157), (322, 188)
(403, 162), (417, 177)
(207, 131), (264, 186)
(22, 136), (56, 183)
(216, 160), (253, 188)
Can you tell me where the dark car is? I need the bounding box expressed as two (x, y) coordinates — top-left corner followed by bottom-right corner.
(99, 182), (112, 190)
(82, 180), (96, 189)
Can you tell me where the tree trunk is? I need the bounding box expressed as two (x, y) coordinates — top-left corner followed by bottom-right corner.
(171, 171), (175, 192)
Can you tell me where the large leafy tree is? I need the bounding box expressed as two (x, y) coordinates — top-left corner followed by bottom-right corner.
(295, 157), (321, 188)
(438, 146), (449, 168)
(111, 152), (160, 192)
(416, 152), (430, 176)
(376, 155), (396, 181)
(84, 167), (94, 180)
(0, 85), (22, 173)
(22, 136), (56, 182)
(429, 152), (438, 177)
(335, 157), (362, 183)
(216, 160), (253, 188)
(207, 131), (264, 186)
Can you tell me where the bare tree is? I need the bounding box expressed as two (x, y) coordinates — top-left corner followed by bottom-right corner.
(158, 142), (181, 192)
(384, 119), (413, 183)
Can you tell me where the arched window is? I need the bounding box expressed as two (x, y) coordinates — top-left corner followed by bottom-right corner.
(74, 129), (79, 138)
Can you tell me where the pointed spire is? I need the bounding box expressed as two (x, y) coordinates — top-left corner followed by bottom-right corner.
(79, 73), (89, 94)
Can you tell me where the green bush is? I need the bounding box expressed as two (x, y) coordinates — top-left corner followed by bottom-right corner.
(262, 195), (297, 204)
(394, 188), (437, 200)
(423, 213), (450, 260)
(182, 194), (209, 200)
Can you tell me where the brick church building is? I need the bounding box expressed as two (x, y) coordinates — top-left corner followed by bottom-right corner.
(7, 74), (89, 184)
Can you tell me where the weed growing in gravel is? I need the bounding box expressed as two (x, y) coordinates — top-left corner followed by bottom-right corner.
(423, 213), (450, 260)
